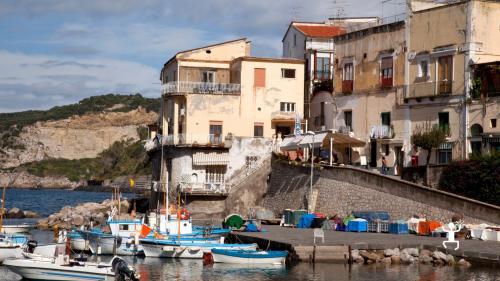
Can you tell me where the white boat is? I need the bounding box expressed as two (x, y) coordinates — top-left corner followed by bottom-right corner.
(1, 224), (35, 234)
(141, 240), (258, 259)
(82, 231), (142, 256)
(3, 255), (139, 281)
(210, 249), (288, 264)
(0, 233), (29, 263)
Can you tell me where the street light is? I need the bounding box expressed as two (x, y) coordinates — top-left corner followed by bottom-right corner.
(306, 131), (315, 213)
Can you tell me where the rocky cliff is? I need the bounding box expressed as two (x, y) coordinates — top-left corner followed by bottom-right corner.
(0, 107), (157, 169)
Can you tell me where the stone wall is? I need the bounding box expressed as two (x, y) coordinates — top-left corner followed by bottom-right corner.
(264, 158), (500, 224)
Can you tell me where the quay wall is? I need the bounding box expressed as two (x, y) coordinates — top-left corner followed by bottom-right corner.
(264, 158), (500, 224)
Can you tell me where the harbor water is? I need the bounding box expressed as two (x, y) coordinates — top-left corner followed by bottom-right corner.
(1, 189), (499, 280)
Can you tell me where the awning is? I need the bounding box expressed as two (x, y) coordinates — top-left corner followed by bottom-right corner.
(192, 152), (229, 166)
(323, 132), (366, 147)
(280, 136), (304, 151)
(298, 132), (328, 148)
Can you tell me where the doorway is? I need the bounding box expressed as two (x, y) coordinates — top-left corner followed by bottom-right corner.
(370, 139), (377, 167)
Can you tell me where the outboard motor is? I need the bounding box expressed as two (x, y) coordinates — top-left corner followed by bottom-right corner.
(112, 257), (140, 281)
(25, 240), (38, 254)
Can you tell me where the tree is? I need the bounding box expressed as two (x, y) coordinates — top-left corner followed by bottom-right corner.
(411, 122), (448, 165)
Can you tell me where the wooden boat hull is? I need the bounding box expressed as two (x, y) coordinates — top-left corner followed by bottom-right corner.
(88, 236), (143, 256)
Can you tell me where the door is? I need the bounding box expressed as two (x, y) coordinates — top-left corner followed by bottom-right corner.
(395, 146), (403, 176)
(370, 139), (377, 167)
(438, 56), (453, 94)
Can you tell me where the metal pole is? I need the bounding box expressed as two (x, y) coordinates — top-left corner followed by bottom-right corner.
(310, 134), (314, 213)
(330, 137), (333, 166)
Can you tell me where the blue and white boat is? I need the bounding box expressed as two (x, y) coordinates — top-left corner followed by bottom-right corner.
(140, 239), (257, 259)
(67, 231), (89, 252)
(77, 229), (142, 256)
(210, 249), (288, 264)
(0, 233), (29, 263)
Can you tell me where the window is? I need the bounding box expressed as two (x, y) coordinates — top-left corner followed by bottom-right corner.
(344, 110), (352, 131)
(438, 55), (453, 94)
(491, 119), (497, 128)
(438, 148), (452, 164)
(280, 102), (295, 112)
(254, 68), (266, 87)
(202, 71), (215, 83)
(209, 121), (223, 144)
(381, 112), (391, 127)
(342, 63), (354, 93)
(439, 112), (450, 135)
(281, 68), (296, 78)
(254, 123), (264, 137)
(315, 57), (331, 80)
(343, 63), (353, 81)
(418, 59), (429, 78)
(381, 57), (393, 88)
(293, 34), (297, 47)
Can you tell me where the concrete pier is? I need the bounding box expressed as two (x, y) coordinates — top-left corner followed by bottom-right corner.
(228, 225), (500, 265)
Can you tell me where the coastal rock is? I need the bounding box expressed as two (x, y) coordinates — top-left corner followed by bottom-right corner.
(381, 257), (392, 264)
(359, 250), (381, 262)
(37, 199), (130, 229)
(432, 251), (447, 262)
(457, 259), (471, 267)
(400, 252), (415, 264)
(391, 256), (401, 264)
(419, 249), (432, 257)
(354, 257), (364, 263)
(23, 210), (40, 218)
(419, 255), (434, 264)
(8, 207), (25, 219)
(384, 248), (400, 257)
(446, 254), (455, 265)
(402, 248), (419, 257)
(351, 249), (360, 260)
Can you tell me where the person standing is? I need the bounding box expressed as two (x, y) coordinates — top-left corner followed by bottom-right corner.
(381, 156), (388, 175)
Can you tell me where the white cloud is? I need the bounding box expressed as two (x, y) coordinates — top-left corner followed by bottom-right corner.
(0, 50), (159, 112)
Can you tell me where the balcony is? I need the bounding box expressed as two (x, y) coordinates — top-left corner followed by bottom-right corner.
(381, 77), (393, 89)
(471, 62), (500, 99)
(271, 111), (297, 120)
(342, 80), (353, 94)
(370, 125), (394, 139)
(162, 133), (227, 147)
(405, 81), (453, 99)
(314, 71), (332, 81)
(162, 81), (241, 95)
(179, 181), (230, 196)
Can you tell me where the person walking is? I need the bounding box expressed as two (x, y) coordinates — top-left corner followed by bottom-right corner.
(381, 156), (388, 175)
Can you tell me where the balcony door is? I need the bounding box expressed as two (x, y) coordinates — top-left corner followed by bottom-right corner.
(438, 56), (453, 94)
(209, 121), (222, 145)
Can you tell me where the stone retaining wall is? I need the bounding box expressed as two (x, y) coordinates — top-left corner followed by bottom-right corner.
(264, 158), (500, 224)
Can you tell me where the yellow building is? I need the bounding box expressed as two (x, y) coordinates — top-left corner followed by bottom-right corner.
(333, 19), (407, 172)
(406, 0), (500, 165)
(158, 38), (305, 195)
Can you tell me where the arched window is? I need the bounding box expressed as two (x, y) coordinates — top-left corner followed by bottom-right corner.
(470, 124), (483, 137)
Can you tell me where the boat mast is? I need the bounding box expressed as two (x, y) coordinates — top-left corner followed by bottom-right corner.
(0, 173), (18, 232)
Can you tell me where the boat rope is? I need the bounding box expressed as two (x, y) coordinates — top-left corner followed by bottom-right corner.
(266, 239), (271, 251)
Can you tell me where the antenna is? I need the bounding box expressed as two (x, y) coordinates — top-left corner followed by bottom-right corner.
(291, 6), (302, 21)
(330, 0), (349, 22)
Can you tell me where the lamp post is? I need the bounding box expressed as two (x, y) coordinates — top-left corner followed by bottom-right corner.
(307, 131), (315, 213)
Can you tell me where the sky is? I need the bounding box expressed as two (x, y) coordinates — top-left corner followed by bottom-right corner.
(0, 0), (406, 113)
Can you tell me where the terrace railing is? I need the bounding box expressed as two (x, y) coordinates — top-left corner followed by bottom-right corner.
(162, 81), (241, 95)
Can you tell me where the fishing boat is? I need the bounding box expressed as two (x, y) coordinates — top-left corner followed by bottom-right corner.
(78, 229), (143, 256)
(1, 223), (36, 234)
(67, 230), (90, 252)
(210, 249), (288, 264)
(0, 233), (29, 263)
(3, 255), (139, 281)
(140, 239), (257, 259)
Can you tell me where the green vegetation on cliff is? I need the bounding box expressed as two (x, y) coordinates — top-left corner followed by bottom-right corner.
(19, 138), (151, 182)
(0, 93), (160, 131)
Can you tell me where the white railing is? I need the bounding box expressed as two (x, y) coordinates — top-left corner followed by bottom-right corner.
(162, 133), (225, 146)
(179, 181), (230, 195)
(162, 81), (241, 95)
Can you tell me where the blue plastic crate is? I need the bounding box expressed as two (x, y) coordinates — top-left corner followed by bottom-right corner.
(389, 221), (409, 234)
(347, 219), (368, 232)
